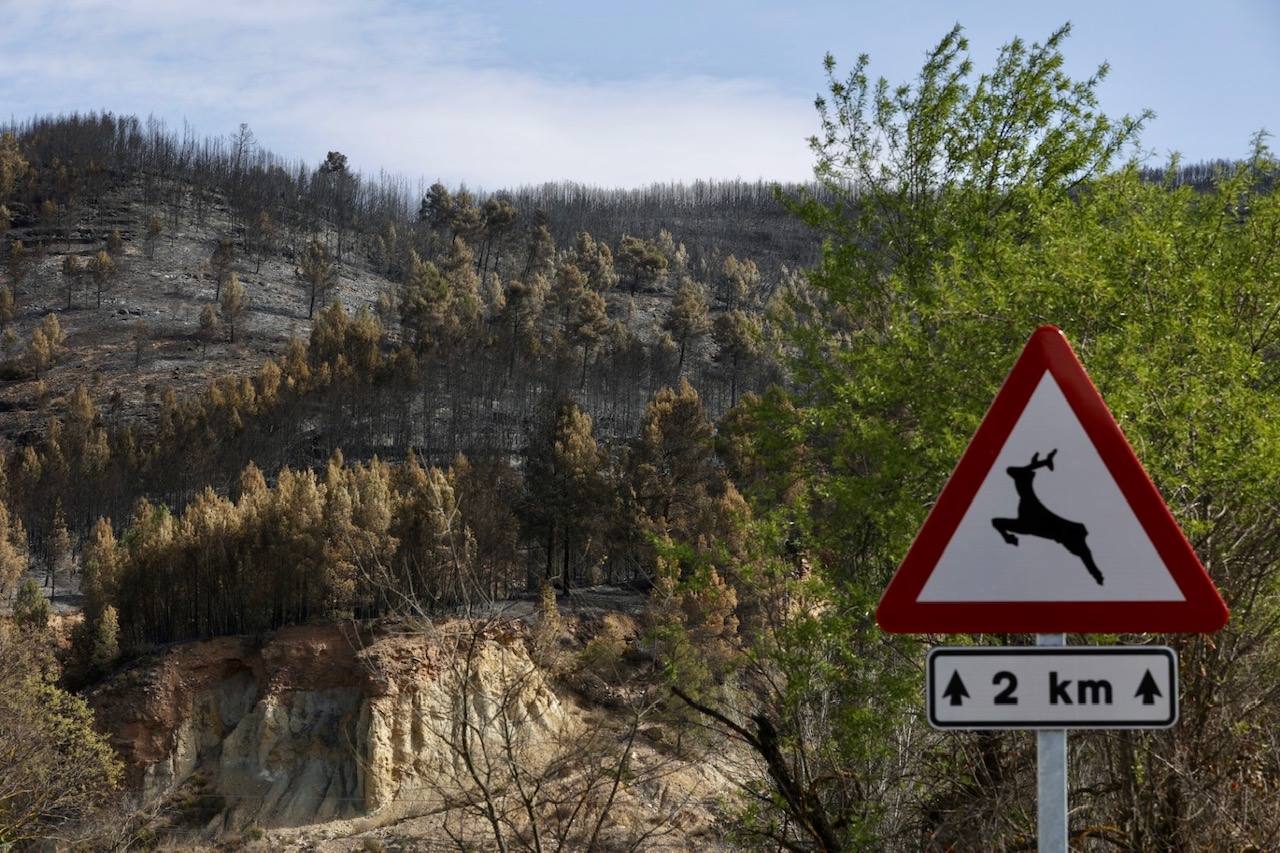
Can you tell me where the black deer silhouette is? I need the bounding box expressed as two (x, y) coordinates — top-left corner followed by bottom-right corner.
(991, 449), (1104, 586)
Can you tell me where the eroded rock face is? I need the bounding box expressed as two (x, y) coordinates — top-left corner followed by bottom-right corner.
(90, 622), (570, 832)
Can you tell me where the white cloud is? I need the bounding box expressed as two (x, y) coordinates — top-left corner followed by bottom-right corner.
(0, 0), (816, 187)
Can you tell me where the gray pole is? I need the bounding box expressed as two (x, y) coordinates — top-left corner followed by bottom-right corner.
(1037, 632), (1068, 852)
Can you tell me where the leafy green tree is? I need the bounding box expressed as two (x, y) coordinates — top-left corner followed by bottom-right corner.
(671, 23), (1280, 851)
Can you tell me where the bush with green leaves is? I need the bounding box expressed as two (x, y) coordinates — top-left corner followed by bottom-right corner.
(695, 22), (1280, 851)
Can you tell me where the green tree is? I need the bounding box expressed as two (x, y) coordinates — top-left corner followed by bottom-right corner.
(711, 310), (761, 407)
(521, 400), (606, 590)
(399, 250), (452, 354)
(0, 623), (122, 846)
(569, 287), (609, 390)
(663, 278), (710, 376)
(677, 24), (1250, 851)
(617, 235), (668, 295)
(13, 579), (50, 632)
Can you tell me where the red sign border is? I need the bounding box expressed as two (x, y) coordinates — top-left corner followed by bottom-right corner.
(876, 325), (1229, 634)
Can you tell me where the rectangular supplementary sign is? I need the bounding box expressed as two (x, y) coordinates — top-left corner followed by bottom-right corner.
(927, 646), (1177, 730)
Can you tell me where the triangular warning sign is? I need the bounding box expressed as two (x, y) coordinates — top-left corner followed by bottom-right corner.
(877, 326), (1228, 634)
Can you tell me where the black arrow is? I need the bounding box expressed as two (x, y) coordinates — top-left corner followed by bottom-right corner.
(1135, 670), (1162, 705)
(942, 671), (969, 706)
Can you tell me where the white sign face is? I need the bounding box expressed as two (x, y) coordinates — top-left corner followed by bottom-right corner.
(917, 372), (1185, 603)
(927, 647), (1178, 730)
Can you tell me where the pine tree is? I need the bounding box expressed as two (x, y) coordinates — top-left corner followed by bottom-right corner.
(13, 579), (50, 632)
(198, 303), (218, 357)
(0, 132), (29, 201)
(712, 310), (762, 406)
(6, 240), (30, 288)
(27, 313), (65, 378)
(88, 249), (115, 308)
(570, 289), (609, 390)
(721, 255), (759, 309)
(250, 210), (275, 273)
(296, 238), (335, 319)
(617, 235), (668, 295)
(522, 400), (606, 590)
(89, 605), (120, 673)
(399, 250), (452, 354)
(521, 220), (556, 284)
(45, 504), (72, 593)
(574, 232), (618, 292)
(0, 500), (27, 600)
(220, 271), (247, 342)
(664, 278), (710, 375)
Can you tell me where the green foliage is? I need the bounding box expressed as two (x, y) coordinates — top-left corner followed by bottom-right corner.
(0, 624), (122, 846)
(719, 22), (1280, 849)
(13, 578), (50, 632)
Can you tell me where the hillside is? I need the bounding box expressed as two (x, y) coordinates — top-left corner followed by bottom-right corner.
(0, 132), (809, 453)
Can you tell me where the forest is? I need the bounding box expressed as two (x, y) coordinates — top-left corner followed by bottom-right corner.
(1, 20), (1279, 851)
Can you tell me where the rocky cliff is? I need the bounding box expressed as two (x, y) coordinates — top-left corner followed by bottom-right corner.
(90, 621), (573, 834)
(89, 614), (732, 849)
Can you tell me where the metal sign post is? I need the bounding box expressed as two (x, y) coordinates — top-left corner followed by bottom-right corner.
(1037, 633), (1067, 853)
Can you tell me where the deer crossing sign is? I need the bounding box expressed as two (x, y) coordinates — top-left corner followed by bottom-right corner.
(876, 326), (1228, 634)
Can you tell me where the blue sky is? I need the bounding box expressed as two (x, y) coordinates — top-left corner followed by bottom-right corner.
(2, 1), (1277, 188)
